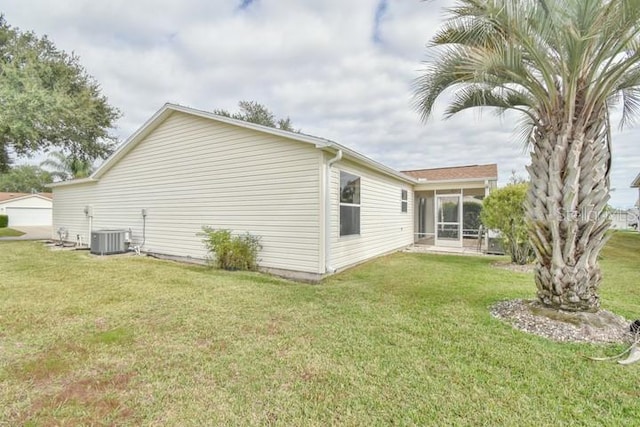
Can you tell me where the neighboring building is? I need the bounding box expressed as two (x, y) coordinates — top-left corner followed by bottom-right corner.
(632, 172), (640, 208)
(0, 193), (53, 227)
(609, 209), (638, 230)
(50, 104), (497, 280)
(629, 174), (640, 231)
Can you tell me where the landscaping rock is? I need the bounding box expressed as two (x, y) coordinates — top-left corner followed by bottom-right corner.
(491, 299), (632, 344)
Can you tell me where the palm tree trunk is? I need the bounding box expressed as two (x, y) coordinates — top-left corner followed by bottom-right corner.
(525, 120), (611, 312)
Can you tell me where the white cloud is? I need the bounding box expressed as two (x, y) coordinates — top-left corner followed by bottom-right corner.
(3, 0), (639, 207)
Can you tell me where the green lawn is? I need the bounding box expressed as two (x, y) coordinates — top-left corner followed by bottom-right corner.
(0, 227), (25, 237)
(1, 233), (639, 426)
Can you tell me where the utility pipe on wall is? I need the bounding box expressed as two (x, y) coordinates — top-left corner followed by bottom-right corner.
(84, 205), (93, 248)
(324, 149), (342, 274)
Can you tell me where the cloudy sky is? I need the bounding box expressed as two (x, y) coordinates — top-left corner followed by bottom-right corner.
(4, 0), (639, 207)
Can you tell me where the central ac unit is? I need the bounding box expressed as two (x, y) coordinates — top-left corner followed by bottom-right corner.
(91, 229), (127, 255)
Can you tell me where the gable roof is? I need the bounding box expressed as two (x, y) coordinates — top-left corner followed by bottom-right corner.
(0, 192), (53, 203)
(0, 192), (26, 202)
(402, 164), (498, 182)
(632, 173), (640, 188)
(49, 103), (416, 187)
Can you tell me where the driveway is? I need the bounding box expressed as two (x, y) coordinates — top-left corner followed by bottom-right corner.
(0, 226), (53, 241)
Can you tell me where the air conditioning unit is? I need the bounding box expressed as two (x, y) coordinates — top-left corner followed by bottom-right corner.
(91, 229), (128, 255)
(486, 237), (505, 255)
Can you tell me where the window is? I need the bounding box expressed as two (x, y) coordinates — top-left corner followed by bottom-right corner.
(401, 189), (408, 213)
(340, 171), (360, 236)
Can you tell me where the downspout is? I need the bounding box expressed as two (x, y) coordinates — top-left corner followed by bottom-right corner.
(325, 149), (342, 274)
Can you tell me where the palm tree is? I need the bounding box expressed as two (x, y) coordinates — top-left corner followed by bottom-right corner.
(40, 151), (93, 181)
(414, 0), (640, 312)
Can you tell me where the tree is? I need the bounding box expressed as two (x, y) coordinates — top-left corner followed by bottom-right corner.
(0, 16), (120, 171)
(214, 101), (296, 131)
(507, 170), (528, 185)
(40, 151), (93, 181)
(481, 184), (533, 265)
(0, 165), (52, 192)
(414, 0), (640, 312)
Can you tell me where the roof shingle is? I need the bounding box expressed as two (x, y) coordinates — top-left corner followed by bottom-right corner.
(401, 164), (498, 182)
(0, 192), (53, 202)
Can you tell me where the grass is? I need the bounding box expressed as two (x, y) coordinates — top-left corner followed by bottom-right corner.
(1, 232), (639, 425)
(0, 227), (24, 237)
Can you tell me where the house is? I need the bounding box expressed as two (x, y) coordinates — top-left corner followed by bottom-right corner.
(632, 172), (640, 208)
(0, 192), (53, 227)
(403, 165), (497, 246)
(50, 103), (497, 281)
(609, 209), (638, 230)
(630, 173), (640, 231)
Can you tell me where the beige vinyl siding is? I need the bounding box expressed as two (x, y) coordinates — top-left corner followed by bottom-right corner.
(52, 183), (96, 242)
(329, 158), (414, 270)
(53, 111), (322, 273)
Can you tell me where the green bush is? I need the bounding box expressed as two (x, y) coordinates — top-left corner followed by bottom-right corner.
(199, 227), (262, 271)
(481, 183), (534, 265)
(0, 214), (8, 228)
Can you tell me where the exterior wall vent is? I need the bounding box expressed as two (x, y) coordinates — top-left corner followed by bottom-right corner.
(90, 229), (127, 255)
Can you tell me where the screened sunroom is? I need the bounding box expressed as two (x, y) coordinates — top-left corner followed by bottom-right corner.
(403, 164), (498, 250)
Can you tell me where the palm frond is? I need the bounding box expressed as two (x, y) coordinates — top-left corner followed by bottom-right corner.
(444, 86), (536, 119)
(415, 0), (640, 133)
(513, 114), (537, 152)
(413, 46), (480, 121)
(619, 87), (640, 129)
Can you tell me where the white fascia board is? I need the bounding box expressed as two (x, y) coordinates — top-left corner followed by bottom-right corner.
(318, 144), (417, 185)
(415, 176), (498, 184)
(84, 102), (418, 186)
(413, 177), (496, 192)
(91, 105), (176, 180)
(167, 103), (337, 149)
(46, 178), (98, 188)
(91, 103), (337, 181)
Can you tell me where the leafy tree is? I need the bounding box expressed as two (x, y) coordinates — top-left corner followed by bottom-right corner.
(507, 170), (528, 185)
(0, 165), (52, 192)
(0, 16), (120, 171)
(481, 184), (533, 265)
(41, 151), (93, 181)
(214, 101), (296, 131)
(413, 0), (640, 312)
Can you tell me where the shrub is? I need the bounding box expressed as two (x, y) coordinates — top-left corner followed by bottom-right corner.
(481, 183), (534, 265)
(0, 214), (8, 228)
(199, 227), (262, 271)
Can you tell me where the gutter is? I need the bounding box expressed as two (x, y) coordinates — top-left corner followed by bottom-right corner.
(324, 149), (342, 274)
(316, 143), (416, 185)
(413, 176), (498, 184)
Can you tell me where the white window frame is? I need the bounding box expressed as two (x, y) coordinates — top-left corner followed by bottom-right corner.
(401, 189), (408, 213)
(339, 171), (361, 236)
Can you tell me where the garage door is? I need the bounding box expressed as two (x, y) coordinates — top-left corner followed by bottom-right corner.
(5, 207), (53, 226)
